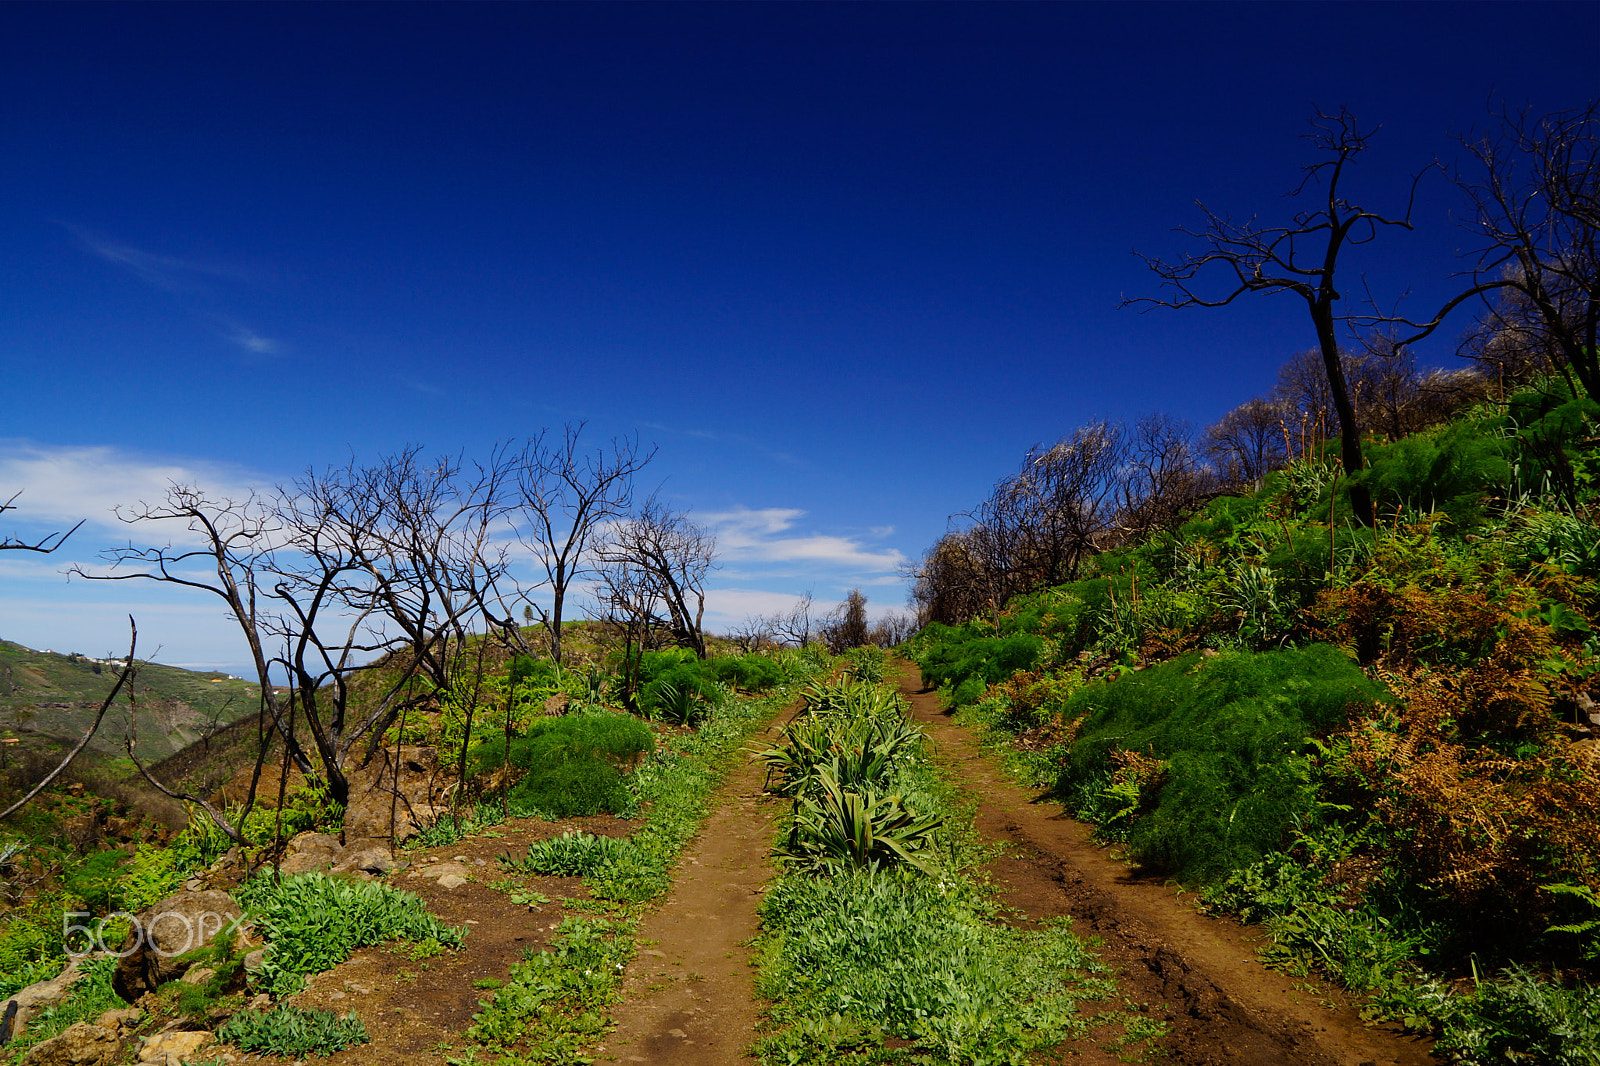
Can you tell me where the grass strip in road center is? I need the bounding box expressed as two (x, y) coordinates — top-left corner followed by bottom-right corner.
(752, 675), (1142, 1066)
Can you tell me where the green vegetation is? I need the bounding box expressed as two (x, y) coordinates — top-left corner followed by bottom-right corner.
(217, 1005), (370, 1057)
(0, 638), (259, 766)
(465, 915), (635, 1062)
(908, 377), (1600, 1062)
(755, 676), (1127, 1064)
(471, 711), (653, 818)
(501, 830), (641, 877)
(233, 872), (465, 996)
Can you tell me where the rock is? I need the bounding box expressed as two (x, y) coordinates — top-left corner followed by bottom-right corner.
(112, 891), (243, 1003)
(62, 814), (101, 853)
(330, 844), (394, 877)
(211, 763), (309, 809)
(3, 959), (89, 1042)
(437, 874), (469, 890)
(93, 1008), (140, 1031)
(419, 862), (470, 880)
(277, 832), (343, 876)
(20, 1022), (119, 1065)
(341, 746), (450, 845)
(137, 1030), (213, 1066)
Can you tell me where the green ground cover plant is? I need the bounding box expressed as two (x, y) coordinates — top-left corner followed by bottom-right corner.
(218, 1004), (370, 1057)
(233, 872), (465, 996)
(2, 955), (122, 1065)
(465, 915), (635, 1063)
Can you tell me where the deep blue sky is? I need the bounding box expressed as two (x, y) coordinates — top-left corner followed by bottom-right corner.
(1, 2), (1596, 668)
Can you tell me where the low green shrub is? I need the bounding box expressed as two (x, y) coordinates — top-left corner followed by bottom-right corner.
(917, 632), (1042, 697)
(1, 955), (122, 1062)
(471, 712), (652, 818)
(233, 873), (464, 996)
(218, 1005), (369, 1057)
(1058, 643), (1389, 883)
(500, 831), (639, 878)
(511, 759), (630, 819)
(1437, 966), (1600, 1066)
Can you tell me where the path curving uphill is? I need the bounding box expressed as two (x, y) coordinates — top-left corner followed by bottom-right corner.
(892, 659), (1436, 1066)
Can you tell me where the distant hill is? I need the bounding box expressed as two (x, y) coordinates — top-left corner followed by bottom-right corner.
(0, 638), (262, 769)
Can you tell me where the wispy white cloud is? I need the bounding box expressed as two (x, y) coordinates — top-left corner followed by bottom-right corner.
(702, 507), (907, 572)
(66, 225), (244, 292)
(0, 440), (271, 538)
(219, 320), (281, 357)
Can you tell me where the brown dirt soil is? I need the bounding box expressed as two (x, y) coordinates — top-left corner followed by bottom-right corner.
(596, 713), (790, 1065)
(892, 659), (1438, 1066)
(265, 811), (635, 1066)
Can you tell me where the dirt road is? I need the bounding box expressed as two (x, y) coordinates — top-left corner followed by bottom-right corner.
(893, 659), (1435, 1066)
(598, 712), (789, 1065)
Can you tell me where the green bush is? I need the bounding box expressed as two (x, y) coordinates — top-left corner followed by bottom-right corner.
(1348, 419), (1512, 529)
(917, 632), (1042, 698)
(1058, 644), (1389, 883)
(509, 759), (629, 818)
(218, 1005), (369, 1057)
(501, 831), (640, 878)
(233, 873), (464, 996)
(471, 711), (652, 818)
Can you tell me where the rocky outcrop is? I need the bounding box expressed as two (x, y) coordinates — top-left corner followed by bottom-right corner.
(2, 958), (90, 1044)
(276, 832), (343, 875)
(341, 745), (451, 846)
(112, 891), (242, 1003)
(19, 1022), (119, 1066)
(136, 1030), (213, 1066)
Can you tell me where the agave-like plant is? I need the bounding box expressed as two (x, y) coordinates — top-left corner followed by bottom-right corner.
(778, 770), (943, 875)
(754, 710), (922, 797)
(649, 682), (709, 727)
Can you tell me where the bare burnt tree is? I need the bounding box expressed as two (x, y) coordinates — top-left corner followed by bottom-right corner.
(867, 609), (918, 648)
(908, 531), (988, 627)
(1, 491), (82, 554)
(1114, 413), (1213, 539)
(820, 589), (870, 653)
(969, 423), (1124, 605)
(275, 447), (515, 780)
(727, 614), (776, 653)
(1126, 109), (1494, 526)
(1450, 102), (1600, 401)
(76, 486), (300, 836)
(500, 425), (654, 666)
(1459, 288), (1566, 390)
(595, 496), (716, 659)
(83, 448), (513, 807)
(1204, 397), (1289, 487)
(589, 542), (673, 705)
(772, 590), (817, 648)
